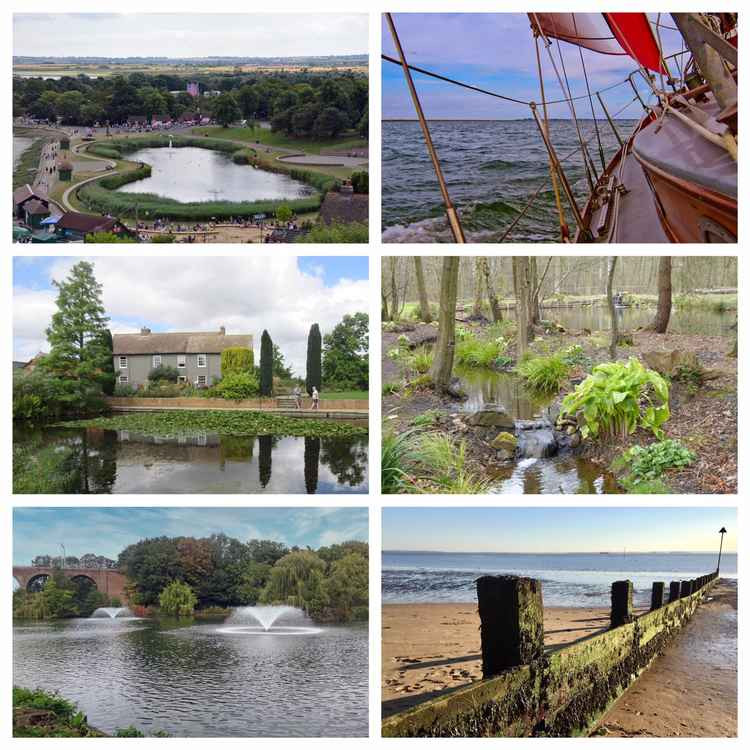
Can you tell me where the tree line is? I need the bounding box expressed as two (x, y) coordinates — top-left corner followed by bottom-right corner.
(14, 70), (368, 138)
(119, 535), (368, 622)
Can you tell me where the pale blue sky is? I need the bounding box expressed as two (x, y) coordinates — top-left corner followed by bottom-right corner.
(13, 507), (369, 565)
(383, 508), (736, 554)
(383, 13), (684, 119)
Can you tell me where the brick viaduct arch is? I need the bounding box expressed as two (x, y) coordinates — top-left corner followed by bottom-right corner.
(12, 566), (128, 601)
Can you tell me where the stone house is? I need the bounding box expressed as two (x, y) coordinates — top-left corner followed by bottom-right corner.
(113, 327), (253, 388)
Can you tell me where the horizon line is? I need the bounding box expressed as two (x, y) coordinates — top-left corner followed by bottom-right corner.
(383, 549), (732, 555)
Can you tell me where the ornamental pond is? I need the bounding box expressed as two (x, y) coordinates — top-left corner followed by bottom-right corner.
(117, 146), (314, 203)
(13, 607), (368, 737)
(14, 424), (368, 494)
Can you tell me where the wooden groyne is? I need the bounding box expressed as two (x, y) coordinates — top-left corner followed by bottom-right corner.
(382, 572), (719, 737)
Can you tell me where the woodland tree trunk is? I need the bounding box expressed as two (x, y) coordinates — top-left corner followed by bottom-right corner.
(529, 257), (541, 325)
(607, 256), (619, 360)
(513, 257), (532, 358)
(430, 256), (460, 392)
(414, 256), (432, 323)
(647, 256), (672, 333)
(472, 258), (484, 318)
(480, 257), (502, 322)
(389, 257), (399, 322)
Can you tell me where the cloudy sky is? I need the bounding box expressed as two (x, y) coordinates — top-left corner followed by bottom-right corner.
(14, 13), (368, 58)
(13, 256), (368, 375)
(383, 508), (737, 554)
(13, 507), (368, 564)
(383, 13), (683, 119)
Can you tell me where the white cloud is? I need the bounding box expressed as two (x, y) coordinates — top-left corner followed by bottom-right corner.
(13, 257), (369, 374)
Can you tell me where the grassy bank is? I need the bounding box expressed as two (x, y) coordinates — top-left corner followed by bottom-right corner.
(56, 410), (368, 438)
(77, 134), (335, 220)
(192, 125), (367, 155)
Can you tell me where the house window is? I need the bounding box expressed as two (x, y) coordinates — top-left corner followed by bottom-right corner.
(119, 356), (128, 369)
(178, 375), (187, 383)
(197, 353), (207, 368)
(196, 375), (207, 386)
(177, 355), (186, 369)
(119, 374), (129, 384)
(152, 355), (162, 368)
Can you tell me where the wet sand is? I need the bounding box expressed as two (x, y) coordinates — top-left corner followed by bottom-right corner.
(594, 579), (737, 738)
(382, 602), (615, 718)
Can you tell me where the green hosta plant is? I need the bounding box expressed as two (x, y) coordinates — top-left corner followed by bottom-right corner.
(622, 439), (695, 483)
(560, 357), (670, 440)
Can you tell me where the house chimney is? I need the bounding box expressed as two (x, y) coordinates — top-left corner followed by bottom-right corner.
(219, 326), (226, 335)
(140, 327), (151, 335)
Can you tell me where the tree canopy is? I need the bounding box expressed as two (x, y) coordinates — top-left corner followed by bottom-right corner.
(322, 312), (369, 390)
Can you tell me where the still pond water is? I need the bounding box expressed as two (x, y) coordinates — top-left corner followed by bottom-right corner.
(117, 147), (314, 203)
(13, 613), (368, 737)
(15, 426), (368, 494)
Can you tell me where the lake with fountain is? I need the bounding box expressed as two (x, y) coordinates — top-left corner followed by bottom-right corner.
(117, 146), (314, 203)
(13, 606), (368, 736)
(12, 426), (368, 494)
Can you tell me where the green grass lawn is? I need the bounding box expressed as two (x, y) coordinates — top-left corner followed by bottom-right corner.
(320, 390), (369, 401)
(191, 126), (367, 155)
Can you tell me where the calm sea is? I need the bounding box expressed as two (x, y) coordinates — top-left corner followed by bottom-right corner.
(382, 551), (737, 608)
(382, 119), (638, 243)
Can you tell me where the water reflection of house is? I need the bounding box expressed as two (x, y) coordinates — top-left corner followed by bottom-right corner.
(113, 327), (253, 388)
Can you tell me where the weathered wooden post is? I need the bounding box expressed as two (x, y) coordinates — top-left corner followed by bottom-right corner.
(650, 581), (665, 611)
(680, 580), (691, 598)
(476, 575), (544, 677)
(610, 580), (633, 628)
(668, 581), (681, 602)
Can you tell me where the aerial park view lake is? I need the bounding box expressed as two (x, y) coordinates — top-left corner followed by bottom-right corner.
(13, 507), (369, 737)
(381, 12), (737, 243)
(13, 13), (369, 244)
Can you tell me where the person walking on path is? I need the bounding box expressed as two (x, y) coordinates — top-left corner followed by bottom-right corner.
(293, 384), (302, 410)
(311, 386), (320, 410)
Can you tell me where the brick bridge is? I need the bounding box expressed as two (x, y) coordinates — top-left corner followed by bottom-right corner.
(12, 566), (128, 600)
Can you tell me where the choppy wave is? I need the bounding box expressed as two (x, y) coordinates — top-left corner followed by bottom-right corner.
(382, 119), (638, 242)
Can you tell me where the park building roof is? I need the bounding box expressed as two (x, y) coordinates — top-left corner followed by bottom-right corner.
(57, 212), (119, 233)
(13, 184), (47, 207)
(112, 328), (252, 355)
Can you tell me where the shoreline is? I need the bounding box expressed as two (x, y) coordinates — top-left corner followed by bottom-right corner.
(382, 582), (737, 735)
(382, 602), (618, 717)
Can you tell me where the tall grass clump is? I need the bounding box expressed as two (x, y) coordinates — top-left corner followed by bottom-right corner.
(560, 357), (670, 441)
(455, 332), (509, 369)
(417, 433), (490, 493)
(382, 427), (419, 494)
(411, 346), (433, 374)
(517, 353), (571, 394)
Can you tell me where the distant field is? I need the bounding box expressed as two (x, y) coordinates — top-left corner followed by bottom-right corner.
(13, 63), (368, 78)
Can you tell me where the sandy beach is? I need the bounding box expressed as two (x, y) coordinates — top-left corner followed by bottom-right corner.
(382, 584), (736, 736)
(382, 602), (618, 718)
(594, 579), (737, 738)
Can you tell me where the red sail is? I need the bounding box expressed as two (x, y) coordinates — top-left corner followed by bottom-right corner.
(605, 13), (665, 73)
(530, 13), (665, 73)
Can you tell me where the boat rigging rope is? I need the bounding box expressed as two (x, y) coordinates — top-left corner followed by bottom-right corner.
(574, 31), (607, 172)
(380, 54), (633, 108)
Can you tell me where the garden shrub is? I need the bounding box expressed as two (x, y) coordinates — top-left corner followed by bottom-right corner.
(560, 357), (670, 440)
(221, 347), (254, 376)
(211, 371), (260, 400)
(148, 364), (179, 383)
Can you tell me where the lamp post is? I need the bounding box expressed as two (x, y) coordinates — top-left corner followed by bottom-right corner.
(59, 543), (66, 572)
(717, 527), (727, 574)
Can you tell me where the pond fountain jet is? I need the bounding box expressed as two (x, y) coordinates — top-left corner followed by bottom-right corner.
(90, 606), (134, 619)
(218, 605), (321, 636)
